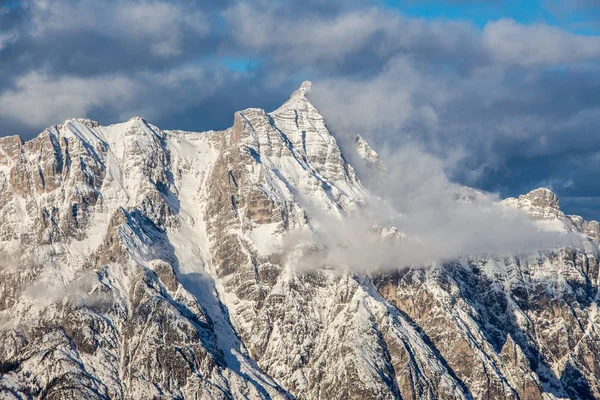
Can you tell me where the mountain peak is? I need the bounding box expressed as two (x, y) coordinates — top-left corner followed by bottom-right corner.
(292, 80), (312, 99)
(272, 80), (316, 115)
(521, 187), (560, 210)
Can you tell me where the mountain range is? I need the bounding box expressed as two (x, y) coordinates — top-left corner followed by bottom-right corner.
(0, 82), (598, 399)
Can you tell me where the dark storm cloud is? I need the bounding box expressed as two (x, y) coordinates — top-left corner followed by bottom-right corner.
(0, 0), (600, 218)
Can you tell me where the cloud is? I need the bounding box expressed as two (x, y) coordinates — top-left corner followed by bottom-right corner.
(543, 0), (600, 19)
(0, 72), (139, 128)
(27, 0), (210, 57)
(308, 52), (600, 218)
(290, 143), (583, 271)
(225, 2), (600, 74)
(310, 56), (444, 134)
(0, 65), (232, 131)
(483, 18), (600, 66)
(224, 3), (485, 74)
(226, 6), (394, 62)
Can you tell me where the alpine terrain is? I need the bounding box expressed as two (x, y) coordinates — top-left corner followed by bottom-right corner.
(0, 82), (598, 399)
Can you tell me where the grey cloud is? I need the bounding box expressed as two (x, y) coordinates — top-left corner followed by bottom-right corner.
(483, 18), (600, 66)
(224, 3), (487, 75)
(0, 0), (221, 82)
(225, 2), (600, 74)
(27, 0), (210, 57)
(0, 31), (15, 51)
(0, 72), (140, 129)
(544, 0), (600, 14)
(0, 65), (238, 133)
(308, 53), (600, 218)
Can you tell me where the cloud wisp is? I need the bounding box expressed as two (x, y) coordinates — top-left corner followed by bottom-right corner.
(288, 140), (586, 272)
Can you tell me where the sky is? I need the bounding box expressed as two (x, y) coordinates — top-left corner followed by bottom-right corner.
(1, 0), (600, 219)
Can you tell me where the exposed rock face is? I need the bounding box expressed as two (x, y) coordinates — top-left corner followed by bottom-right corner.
(0, 82), (599, 399)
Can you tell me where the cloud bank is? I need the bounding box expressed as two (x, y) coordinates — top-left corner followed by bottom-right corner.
(289, 141), (585, 271)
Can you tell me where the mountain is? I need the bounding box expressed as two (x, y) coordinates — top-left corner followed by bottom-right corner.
(0, 82), (599, 399)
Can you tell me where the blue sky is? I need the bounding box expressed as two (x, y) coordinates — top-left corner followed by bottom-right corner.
(1, 0), (600, 218)
(386, 0), (600, 34)
(387, 0), (546, 26)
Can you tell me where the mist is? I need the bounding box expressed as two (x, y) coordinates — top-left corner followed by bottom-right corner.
(287, 82), (588, 272)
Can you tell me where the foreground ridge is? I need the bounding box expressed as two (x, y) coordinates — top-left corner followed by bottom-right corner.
(0, 83), (598, 399)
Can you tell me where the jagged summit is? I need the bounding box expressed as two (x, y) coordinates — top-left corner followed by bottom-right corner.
(62, 115), (150, 129)
(272, 80), (316, 115)
(30, 81), (317, 147)
(294, 80), (313, 98)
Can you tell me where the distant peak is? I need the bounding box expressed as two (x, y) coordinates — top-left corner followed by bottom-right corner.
(354, 135), (384, 171)
(524, 187), (557, 198)
(521, 187), (560, 209)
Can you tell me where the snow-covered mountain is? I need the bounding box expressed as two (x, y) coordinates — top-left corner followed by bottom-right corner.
(0, 82), (599, 399)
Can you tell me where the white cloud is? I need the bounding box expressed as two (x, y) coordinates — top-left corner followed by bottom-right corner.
(225, 3), (481, 67)
(310, 56), (447, 134)
(226, 2), (600, 71)
(291, 143), (582, 271)
(225, 5), (388, 61)
(0, 72), (139, 128)
(483, 18), (600, 66)
(0, 65), (222, 129)
(116, 1), (210, 56)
